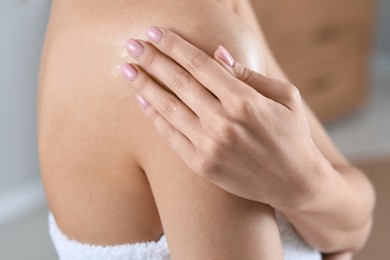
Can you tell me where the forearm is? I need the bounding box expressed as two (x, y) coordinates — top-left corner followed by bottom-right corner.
(278, 154), (375, 253)
(262, 39), (375, 254)
(238, 5), (376, 251)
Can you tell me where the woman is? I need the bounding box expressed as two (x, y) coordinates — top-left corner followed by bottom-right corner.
(38, 0), (374, 259)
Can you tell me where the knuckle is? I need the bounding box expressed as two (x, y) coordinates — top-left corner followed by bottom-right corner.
(213, 119), (235, 146)
(285, 84), (301, 104)
(161, 125), (174, 143)
(239, 67), (258, 86)
(146, 108), (159, 122)
(188, 52), (209, 71)
(170, 72), (190, 92)
(161, 98), (178, 119)
(196, 154), (217, 178)
(232, 98), (254, 120)
(143, 49), (158, 68)
(162, 33), (177, 53)
(195, 137), (227, 178)
(196, 161), (210, 178)
(134, 73), (149, 93)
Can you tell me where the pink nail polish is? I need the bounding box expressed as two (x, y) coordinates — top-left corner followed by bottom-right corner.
(136, 95), (150, 109)
(125, 39), (144, 58)
(146, 26), (163, 43)
(216, 45), (234, 67)
(121, 63), (138, 81)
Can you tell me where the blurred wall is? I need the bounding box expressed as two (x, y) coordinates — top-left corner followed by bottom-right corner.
(0, 1), (50, 195)
(376, 0), (390, 52)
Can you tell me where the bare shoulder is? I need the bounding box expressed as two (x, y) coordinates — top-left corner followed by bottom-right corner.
(39, 1), (279, 258)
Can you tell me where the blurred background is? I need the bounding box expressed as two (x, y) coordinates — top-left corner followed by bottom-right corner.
(0, 0), (388, 259)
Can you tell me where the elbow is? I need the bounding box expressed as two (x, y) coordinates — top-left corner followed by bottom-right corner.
(348, 167), (376, 252)
(321, 218), (373, 260)
(328, 164), (377, 253)
(320, 215), (374, 255)
(348, 215), (374, 253)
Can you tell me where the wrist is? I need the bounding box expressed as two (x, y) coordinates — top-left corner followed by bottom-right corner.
(272, 142), (375, 252)
(276, 144), (335, 214)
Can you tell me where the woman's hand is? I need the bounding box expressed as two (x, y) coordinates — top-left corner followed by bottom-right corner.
(120, 27), (375, 254)
(120, 27), (324, 211)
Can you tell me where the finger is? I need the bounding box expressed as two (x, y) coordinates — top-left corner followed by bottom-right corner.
(214, 45), (301, 109)
(120, 63), (202, 141)
(144, 26), (238, 100)
(141, 104), (197, 165)
(125, 38), (220, 118)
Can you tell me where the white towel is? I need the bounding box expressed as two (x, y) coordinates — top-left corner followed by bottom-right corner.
(49, 212), (321, 260)
(49, 213), (170, 260)
(276, 212), (321, 260)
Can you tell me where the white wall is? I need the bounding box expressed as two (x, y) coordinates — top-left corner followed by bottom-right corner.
(0, 0), (50, 221)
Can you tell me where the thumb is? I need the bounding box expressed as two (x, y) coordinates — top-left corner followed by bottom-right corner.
(213, 45), (264, 86)
(214, 45), (298, 107)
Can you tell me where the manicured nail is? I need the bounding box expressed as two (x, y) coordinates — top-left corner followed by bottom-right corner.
(136, 95), (150, 109)
(216, 45), (234, 67)
(146, 26), (163, 43)
(120, 63), (138, 81)
(125, 39), (144, 58)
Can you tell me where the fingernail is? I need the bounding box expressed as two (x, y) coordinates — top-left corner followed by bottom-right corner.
(146, 26), (163, 43)
(136, 95), (150, 109)
(120, 63), (138, 81)
(125, 39), (144, 58)
(216, 45), (234, 67)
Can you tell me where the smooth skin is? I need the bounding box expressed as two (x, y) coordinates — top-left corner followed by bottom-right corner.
(39, 0), (284, 259)
(121, 25), (375, 257)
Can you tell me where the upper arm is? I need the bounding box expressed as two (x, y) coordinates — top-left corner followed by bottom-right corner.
(143, 143), (282, 259)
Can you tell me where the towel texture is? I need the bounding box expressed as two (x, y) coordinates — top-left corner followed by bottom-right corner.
(49, 212), (321, 260)
(276, 212), (321, 260)
(49, 214), (170, 260)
